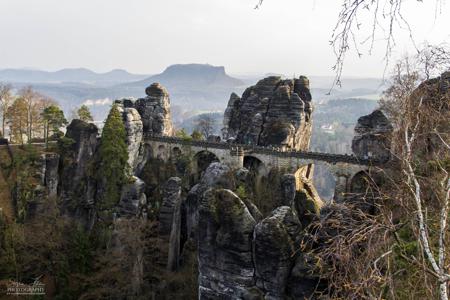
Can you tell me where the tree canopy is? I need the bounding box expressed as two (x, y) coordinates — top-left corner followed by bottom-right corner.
(42, 105), (67, 146)
(96, 104), (129, 211)
(77, 105), (94, 123)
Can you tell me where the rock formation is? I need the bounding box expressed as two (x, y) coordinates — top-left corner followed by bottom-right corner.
(253, 206), (301, 299)
(119, 106), (144, 172)
(112, 83), (176, 221)
(115, 82), (174, 138)
(408, 71), (450, 155)
(198, 189), (259, 299)
(222, 76), (313, 150)
(59, 119), (98, 221)
(184, 162), (234, 241)
(118, 177), (147, 217)
(23, 153), (60, 220)
(42, 153), (60, 199)
(352, 109), (393, 161)
(186, 163), (321, 299)
(159, 177), (183, 271)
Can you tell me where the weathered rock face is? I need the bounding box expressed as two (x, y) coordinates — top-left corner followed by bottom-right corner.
(160, 177), (182, 236)
(184, 162), (234, 241)
(59, 119), (98, 218)
(280, 174), (297, 207)
(198, 189), (261, 299)
(294, 178), (324, 228)
(115, 83), (173, 137)
(118, 177), (146, 217)
(136, 83), (174, 136)
(158, 177), (183, 271)
(352, 109), (393, 161)
(23, 153), (60, 220)
(222, 76), (313, 150)
(43, 153), (60, 199)
(408, 71), (450, 155)
(253, 206), (301, 299)
(287, 252), (322, 298)
(190, 164), (321, 299)
(119, 106), (144, 172)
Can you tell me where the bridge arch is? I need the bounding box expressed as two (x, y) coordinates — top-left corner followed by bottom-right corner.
(157, 144), (167, 160)
(350, 171), (371, 194)
(171, 146), (182, 159)
(310, 162), (337, 202)
(243, 155), (268, 176)
(192, 150), (220, 182)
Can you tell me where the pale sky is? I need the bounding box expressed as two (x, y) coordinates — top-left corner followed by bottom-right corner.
(0, 0), (449, 77)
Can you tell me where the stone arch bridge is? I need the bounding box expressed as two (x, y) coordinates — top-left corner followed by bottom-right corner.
(144, 135), (385, 201)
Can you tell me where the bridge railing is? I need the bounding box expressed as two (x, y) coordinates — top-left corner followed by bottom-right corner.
(143, 134), (385, 166)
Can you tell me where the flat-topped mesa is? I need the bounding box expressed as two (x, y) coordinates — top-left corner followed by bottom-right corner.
(222, 75), (313, 151)
(115, 83), (174, 137)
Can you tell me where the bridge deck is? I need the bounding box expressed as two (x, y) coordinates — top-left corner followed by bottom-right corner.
(144, 135), (385, 166)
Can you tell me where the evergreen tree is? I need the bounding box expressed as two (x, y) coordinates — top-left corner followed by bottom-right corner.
(42, 105), (67, 147)
(96, 105), (129, 211)
(77, 105), (94, 122)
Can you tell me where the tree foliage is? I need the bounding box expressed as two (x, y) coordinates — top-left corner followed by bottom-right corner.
(77, 105), (93, 123)
(42, 105), (67, 147)
(194, 114), (216, 139)
(175, 128), (192, 140)
(96, 104), (129, 211)
(6, 97), (28, 144)
(191, 129), (203, 141)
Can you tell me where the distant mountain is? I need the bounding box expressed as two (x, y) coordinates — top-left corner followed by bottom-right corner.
(117, 64), (245, 111)
(127, 64), (244, 88)
(0, 68), (149, 85)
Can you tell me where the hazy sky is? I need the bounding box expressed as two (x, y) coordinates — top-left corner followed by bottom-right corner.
(0, 0), (449, 77)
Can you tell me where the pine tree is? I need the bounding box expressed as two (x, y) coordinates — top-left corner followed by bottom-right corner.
(42, 105), (67, 147)
(96, 105), (129, 211)
(77, 105), (94, 122)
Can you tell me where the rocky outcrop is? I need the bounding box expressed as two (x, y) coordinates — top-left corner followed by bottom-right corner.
(23, 153), (60, 220)
(198, 189), (261, 299)
(158, 177), (183, 271)
(294, 178), (323, 228)
(408, 71), (450, 155)
(114, 84), (174, 139)
(280, 174), (297, 207)
(184, 162), (234, 241)
(159, 177), (182, 236)
(191, 164), (320, 299)
(253, 206), (301, 299)
(222, 76), (313, 150)
(42, 153), (60, 199)
(136, 83), (174, 136)
(118, 177), (146, 217)
(287, 252), (322, 298)
(118, 106), (144, 172)
(352, 109), (393, 161)
(114, 83), (174, 174)
(59, 119), (98, 220)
